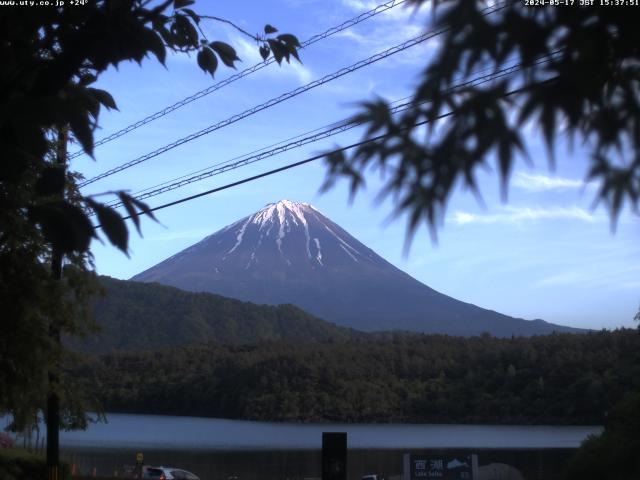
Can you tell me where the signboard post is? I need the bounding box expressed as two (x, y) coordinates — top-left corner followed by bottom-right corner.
(132, 452), (144, 479)
(403, 454), (477, 480)
(322, 432), (347, 480)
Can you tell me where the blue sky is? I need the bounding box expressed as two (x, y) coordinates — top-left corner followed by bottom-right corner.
(73, 0), (639, 330)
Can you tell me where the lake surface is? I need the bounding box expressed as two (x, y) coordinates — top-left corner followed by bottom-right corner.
(57, 413), (601, 450)
(3, 413), (602, 479)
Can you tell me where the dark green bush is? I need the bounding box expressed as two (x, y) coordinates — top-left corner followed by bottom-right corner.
(565, 392), (640, 480)
(0, 448), (70, 480)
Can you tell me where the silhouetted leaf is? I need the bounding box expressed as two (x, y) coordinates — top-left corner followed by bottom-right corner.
(267, 39), (288, 64)
(359, 100), (391, 136)
(259, 45), (270, 61)
(498, 137), (512, 200)
(35, 167), (66, 197)
(87, 200), (129, 255)
(287, 44), (301, 63)
(117, 192), (142, 235)
(209, 41), (240, 68)
(139, 27), (167, 65)
(277, 33), (301, 48)
(28, 201), (95, 253)
(69, 114), (94, 158)
(197, 47), (218, 75)
(541, 104), (556, 161)
(78, 73), (97, 86)
(87, 88), (118, 111)
(156, 24), (174, 46)
(174, 0), (195, 8)
(115, 193), (158, 236)
(129, 197), (158, 223)
(151, 13), (169, 31)
(264, 24), (278, 34)
(172, 14), (198, 48)
(181, 8), (200, 24)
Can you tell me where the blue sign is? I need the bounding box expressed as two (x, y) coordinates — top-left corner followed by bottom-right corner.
(407, 454), (475, 480)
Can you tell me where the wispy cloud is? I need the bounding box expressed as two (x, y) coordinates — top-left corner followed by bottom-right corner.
(532, 264), (640, 289)
(334, 27), (439, 69)
(532, 271), (585, 287)
(512, 171), (589, 192)
(451, 205), (603, 226)
(342, 0), (430, 22)
(232, 35), (313, 85)
(337, 0), (436, 67)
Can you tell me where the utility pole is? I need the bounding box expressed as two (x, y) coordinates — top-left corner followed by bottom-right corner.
(47, 125), (67, 480)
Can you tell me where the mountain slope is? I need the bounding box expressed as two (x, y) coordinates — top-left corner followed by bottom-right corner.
(71, 276), (365, 353)
(132, 200), (579, 337)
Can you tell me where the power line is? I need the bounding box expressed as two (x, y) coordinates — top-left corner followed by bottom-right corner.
(84, 6), (516, 189)
(99, 70), (553, 227)
(68, 0), (409, 160)
(108, 57), (522, 204)
(79, 28), (445, 188)
(120, 116), (359, 197)
(80, 1), (513, 188)
(101, 100), (406, 209)
(105, 109), (453, 227)
(103, 52), (558, 211)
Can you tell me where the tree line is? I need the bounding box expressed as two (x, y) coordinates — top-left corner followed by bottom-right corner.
(75, 328), (640, 425)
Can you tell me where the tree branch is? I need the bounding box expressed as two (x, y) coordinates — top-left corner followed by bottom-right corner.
(200, 15), (259, 42)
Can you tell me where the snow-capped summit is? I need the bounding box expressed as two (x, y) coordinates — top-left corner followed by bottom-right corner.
(197, 199), (375, 270)
(132, 200), (579, 336)
(251, 199), (313, 229)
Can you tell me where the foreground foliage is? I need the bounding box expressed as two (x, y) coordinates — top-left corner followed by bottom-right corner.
(0, 449), (70, 480)
(324, 1), (640, 240)
(1, 0), (299, 429)
(565, 392), (640, 480)
(77, 329), (640, 424)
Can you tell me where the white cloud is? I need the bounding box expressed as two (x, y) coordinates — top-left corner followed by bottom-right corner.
(333, 20), (424, 46)
(334, 28), (367, 45)
(334, 26), (438, 69)
(232, 36), (313, 85)
(532, 264), (640, 290)
(452, 212), (476, 225)
(336, 0), (436, 68)
(512, 171), (588, 192)
(451, 205), (602, 226)
(342, 0), (430, 22)
(532, 271), (585, 287)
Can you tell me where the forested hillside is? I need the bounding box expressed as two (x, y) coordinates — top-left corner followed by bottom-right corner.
(76, 329), (640, 425)
(70, 277), (364, 353)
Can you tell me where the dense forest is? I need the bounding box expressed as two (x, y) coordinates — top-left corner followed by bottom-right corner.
(69, 277), (364, 353)
(76, 329), (640, 425)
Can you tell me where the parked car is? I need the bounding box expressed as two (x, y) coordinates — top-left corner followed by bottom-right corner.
(362, 475), (381, 480)
(142, 466), (200, 480)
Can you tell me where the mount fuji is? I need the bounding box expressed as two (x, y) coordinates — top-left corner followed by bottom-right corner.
(132, 200), (578, 336)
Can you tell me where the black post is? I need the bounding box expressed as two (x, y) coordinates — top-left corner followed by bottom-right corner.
(47, 126), (67, 480)
(46, 366), (60, 480)
(322, 432), (347, 480)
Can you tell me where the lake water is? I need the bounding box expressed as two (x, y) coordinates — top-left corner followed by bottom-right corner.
(51, 413), (602, 480)
(57, 413), (601, 450)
